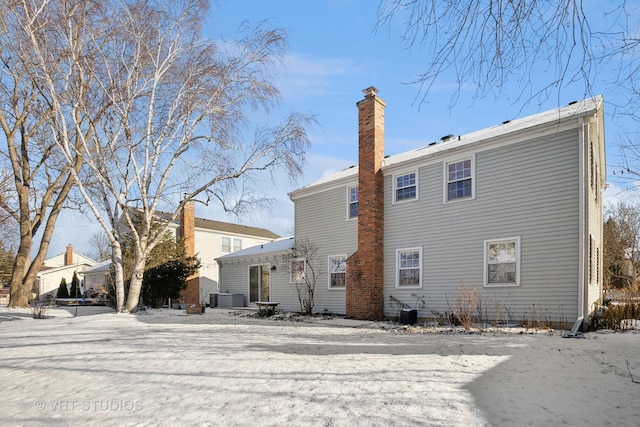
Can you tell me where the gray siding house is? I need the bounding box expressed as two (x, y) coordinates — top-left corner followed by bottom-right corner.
(217, 87), (606, 328)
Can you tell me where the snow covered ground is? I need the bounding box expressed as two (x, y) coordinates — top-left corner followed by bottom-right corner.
(0, 306), (639, 427)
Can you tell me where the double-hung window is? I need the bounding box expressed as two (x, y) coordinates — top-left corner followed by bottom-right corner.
(445, 157), (474, 202)
(396, 247), (422, 288)
(348, 186), (358, 219)
(328, 255), (346, 289)
(394, 171), (417, 203)
(221, 237), (231, 253)
(233, 238), (242, 252)
(290, 258), (305, 283)
(484, 237), (520, 286)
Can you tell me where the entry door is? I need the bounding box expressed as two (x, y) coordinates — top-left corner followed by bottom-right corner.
(249, 264), (270, 302)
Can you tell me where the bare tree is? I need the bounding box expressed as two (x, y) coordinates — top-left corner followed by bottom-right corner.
(376, 1), (630, 107)
(289, 239), (320, 315)
(88, 232), (111, 262)
(16, 0), (313, 312)
(0, 169), (17, 248)
(0, 2), (85, 307)
(376, 1), (640, 204)
(604, 201), (640, 289)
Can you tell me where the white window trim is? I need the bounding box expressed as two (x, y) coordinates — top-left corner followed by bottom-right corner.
(483, 236), (521, 287)
(220, 236), (231, 254)
(443, 154), (476, 204)
(392, 170), (419, 204)
(233, 238), (242, 252)
(395, 247), (423, 289)
(327, 254), (347, 290)
(290, 258), (306, 284)
(347, 185), (358, 221)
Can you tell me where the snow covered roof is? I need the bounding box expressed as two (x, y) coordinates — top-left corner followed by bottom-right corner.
(384, 96), (602, 168)
(79, 260), (112, 274)
(36, 262), (94, 277)
(290, 96), (602, 197)
(216, 236), (294, 262)
(151, 208), (280, 239)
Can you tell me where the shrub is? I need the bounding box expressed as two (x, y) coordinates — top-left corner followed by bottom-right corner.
(55, 278), (69, 299)
(449, 286), (480, 331)
(594, 302), (640, 331)
(68, 272), (80, 298)
(30, 302), (48, 319)
(141, 256), (201, 308)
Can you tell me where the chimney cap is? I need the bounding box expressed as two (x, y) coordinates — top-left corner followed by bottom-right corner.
(362, 86), (379, 97)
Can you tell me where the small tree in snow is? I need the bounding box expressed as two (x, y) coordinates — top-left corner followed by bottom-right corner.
(68, 272), (80, 299)
(142, 256), (201, 308)
(55, 278), (69, 299)
(290, 239), (319, 315)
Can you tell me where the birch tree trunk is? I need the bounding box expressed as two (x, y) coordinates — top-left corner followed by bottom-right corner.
(12, 0), (313, 312)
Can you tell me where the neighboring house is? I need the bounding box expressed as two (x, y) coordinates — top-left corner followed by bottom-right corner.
(218, 87), (606, 328)
(80, 259), (112, 293)
(33, 245), (97, 300)
(215, 237), (294, 307)
(88, 206), (280, 305)
(173, 205), (280, 304)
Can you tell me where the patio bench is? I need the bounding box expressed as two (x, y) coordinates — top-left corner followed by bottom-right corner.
(255, 301), (279, 315)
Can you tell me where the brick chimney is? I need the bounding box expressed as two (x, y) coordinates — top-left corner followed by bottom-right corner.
(65, 244), (74, 266)
(178, 200), (200, 304)
(346, 86), (385, 320)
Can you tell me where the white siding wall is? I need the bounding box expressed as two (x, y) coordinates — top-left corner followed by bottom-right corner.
(586, 118), (604, 316)
(293, 183), (358, 314)
(218, 253), (291, 308)
(37, 266), (90, 298)
(384, 129), (582, 324)
(167, 223), (271, 304)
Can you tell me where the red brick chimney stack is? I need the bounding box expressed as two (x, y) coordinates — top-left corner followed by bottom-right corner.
(65, 244), (73, 266)
(346, 86), (385, 320)
(178, 200), (200, 304)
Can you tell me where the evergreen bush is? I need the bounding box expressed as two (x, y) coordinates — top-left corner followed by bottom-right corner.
(68, 272), (80, 298)
(56, 278), (69, 299)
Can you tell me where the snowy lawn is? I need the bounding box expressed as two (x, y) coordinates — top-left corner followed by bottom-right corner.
(0, 306), (639, 427)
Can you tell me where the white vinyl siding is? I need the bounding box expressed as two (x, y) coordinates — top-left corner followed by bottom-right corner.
(384, 129), (581, 323)
(292, 185), (357, 313)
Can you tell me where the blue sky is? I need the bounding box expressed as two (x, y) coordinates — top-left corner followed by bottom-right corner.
(48, 0), (635, 258)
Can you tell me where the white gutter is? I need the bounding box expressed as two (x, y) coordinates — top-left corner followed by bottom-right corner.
(577, 116), (586, 323)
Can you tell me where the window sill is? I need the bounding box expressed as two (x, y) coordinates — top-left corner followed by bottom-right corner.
(483, 283), (520, 288)
(443, 196), (475, 205)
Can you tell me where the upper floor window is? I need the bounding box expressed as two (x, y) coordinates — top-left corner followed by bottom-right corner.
(396, 247), (422, 288)
(445, 157), (474, 202)
(484, 237), (520, 286)
(221, 237), (231, 253)
(394, 171), (417, 203)
(233, 238), (242, 252)
(328, 255), (346, 289)
(348, 186), (358, 219)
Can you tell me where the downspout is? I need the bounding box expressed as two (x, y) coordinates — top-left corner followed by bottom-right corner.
(577, 116), (587, 327)
(564, 116), (587, 337)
